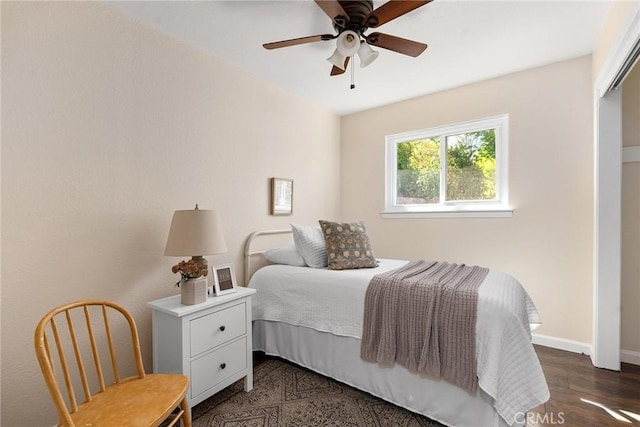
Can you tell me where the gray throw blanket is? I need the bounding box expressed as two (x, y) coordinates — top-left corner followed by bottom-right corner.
(360, 260), (489, 393)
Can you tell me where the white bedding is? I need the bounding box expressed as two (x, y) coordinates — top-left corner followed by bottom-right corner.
(249, 259), (549, 426)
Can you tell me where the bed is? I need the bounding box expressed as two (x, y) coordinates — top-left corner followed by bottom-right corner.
(244, 228), (549, 427)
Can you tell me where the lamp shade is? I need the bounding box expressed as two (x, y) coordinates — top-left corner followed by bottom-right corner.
(164, 207), (227, 256)
(358, 42), (379, 68)
(336, 30), (360, 57)
(327, 48), (347, 70)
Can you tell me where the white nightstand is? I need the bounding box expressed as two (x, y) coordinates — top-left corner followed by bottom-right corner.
(147, 287), (256, 406)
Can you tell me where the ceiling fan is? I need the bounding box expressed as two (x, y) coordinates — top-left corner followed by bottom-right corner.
(263, 0), (432, 79)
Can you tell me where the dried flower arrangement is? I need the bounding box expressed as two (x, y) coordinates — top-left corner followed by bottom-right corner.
(171, 257), (208, 287)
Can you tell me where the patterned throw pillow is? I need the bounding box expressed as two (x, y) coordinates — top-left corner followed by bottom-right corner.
(318, 220), (378, 270)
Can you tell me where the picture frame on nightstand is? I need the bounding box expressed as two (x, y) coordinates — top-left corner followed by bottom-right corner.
(211, 264), (237, 296)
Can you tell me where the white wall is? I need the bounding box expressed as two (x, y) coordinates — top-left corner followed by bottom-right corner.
(1, 2), (340, 425)
(341, 56), (594, 344)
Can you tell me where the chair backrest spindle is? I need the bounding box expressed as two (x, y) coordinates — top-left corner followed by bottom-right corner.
(125, 310), (146, 379)
(83, 305), (106, 392)
(101, 304), (121, 383)
(50, 317), (79, 413)
(65, 309), (92, 403)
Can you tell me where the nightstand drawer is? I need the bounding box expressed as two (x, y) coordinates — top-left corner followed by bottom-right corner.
(190, 303), (246, 356)
(190, 337), (247, 398)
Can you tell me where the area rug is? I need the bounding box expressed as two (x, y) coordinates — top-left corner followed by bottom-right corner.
(192, 357), (445, 426)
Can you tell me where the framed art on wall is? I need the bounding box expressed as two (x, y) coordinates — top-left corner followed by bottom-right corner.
(270, 177), (293, 215)
(211, 264), (237, 296)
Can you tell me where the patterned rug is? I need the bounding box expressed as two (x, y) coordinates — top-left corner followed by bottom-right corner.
(192, 357), (445, 426)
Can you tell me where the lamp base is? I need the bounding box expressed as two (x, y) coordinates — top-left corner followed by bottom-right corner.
(181, 276), (207, 305)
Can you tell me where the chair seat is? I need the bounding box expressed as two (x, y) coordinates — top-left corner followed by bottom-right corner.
(68, 374), (189, 427)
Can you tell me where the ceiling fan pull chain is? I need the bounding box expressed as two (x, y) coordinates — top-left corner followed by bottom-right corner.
(350, 57), (356, 90)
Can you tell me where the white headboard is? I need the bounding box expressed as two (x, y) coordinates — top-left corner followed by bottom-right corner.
(243, 229), (292, 285)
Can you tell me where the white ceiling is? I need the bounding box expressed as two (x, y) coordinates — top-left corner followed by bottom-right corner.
(106, 0), (612, 116)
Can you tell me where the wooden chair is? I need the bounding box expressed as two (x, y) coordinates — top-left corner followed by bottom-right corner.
(34, 300), (191, 427)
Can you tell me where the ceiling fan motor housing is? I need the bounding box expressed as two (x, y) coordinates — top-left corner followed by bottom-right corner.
(334, 0), (375, 34)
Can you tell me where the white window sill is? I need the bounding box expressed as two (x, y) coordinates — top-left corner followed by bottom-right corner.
(380, 208), (513, 219)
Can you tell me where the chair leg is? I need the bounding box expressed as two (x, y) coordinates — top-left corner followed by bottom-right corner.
(180, 396), (192, 427)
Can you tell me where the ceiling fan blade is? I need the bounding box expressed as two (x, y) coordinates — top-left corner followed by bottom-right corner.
(263, 34), (335, 50)
(330, 57), (350, 76)
(315, 0), (350, 27)
(366, 0), (432, 28)
(366, 32), (427, 57)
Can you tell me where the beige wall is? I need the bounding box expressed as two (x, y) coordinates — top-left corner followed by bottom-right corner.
(1, 2), (340, 425)
(622, 65), (640, 354)
(341, 56), (594, 344)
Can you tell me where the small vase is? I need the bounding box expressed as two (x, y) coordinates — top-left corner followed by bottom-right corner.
(180, 276), (207, 305)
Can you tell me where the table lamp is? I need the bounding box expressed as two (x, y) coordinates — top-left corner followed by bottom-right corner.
(164, 204), (227, 304)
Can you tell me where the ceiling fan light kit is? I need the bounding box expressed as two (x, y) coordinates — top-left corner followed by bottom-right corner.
(263, 0), (432, 86)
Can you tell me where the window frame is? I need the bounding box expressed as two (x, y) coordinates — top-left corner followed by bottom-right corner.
(383, 114), (512, 218)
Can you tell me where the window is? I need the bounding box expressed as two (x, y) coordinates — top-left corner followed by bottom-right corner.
(384, 115), (511, 218)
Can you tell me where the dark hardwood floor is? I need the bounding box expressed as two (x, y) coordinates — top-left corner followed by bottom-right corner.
(528, 345), (640, 426)
(255, 345), (640, 426)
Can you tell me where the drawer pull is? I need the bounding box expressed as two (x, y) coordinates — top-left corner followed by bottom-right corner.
(220, 363), (226, 370)
(219, 325), (226, 332)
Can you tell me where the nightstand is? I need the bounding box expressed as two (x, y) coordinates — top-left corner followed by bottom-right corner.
(148, 287), (256, 406)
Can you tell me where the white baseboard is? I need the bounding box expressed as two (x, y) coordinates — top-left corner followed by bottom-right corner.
(621, 349), (640, 365)
(531, 334), (640, 366)
(532, 333), (592, 355)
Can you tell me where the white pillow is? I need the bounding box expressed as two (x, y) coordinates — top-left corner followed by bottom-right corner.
(264, 246), (306, 267)
(291, 224), (327, 268)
